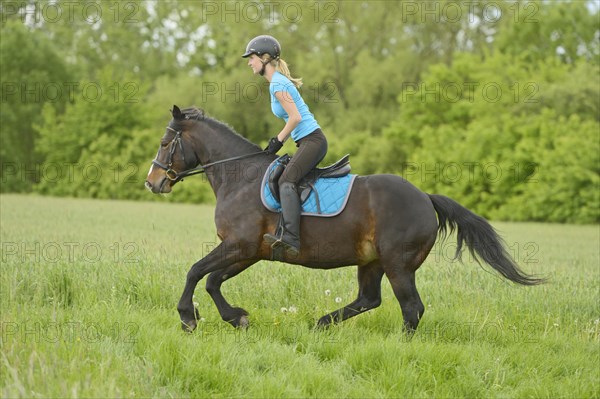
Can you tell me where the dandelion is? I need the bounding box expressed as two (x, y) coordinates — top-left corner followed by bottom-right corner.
(281, 307), (288, 313)
(200, 317), (206, 323)
(289, 306), (297, 313)
(553, 323), (559, 327)
(335, 297), (342, 303)
(324, 289), (331, 296)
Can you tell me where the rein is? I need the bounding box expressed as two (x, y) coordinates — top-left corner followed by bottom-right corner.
(152, 126), (266, 182)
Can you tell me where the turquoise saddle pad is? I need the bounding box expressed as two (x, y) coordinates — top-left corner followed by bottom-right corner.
(260, 157), (357, 217)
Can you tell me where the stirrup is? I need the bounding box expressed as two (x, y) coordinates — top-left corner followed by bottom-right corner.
(263, 217), (285, 247)
(263, 233), (281, 246)
(263, 233), (299, 257)
(272, 239), (299, 257)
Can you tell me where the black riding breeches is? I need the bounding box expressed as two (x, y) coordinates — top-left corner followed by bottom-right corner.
(279, 129), (328, 186)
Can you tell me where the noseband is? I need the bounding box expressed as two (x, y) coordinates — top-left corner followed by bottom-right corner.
(151, 126), (266, 183)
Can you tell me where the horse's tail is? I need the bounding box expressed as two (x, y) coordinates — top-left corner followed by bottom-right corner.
(428, 194), (545, 286)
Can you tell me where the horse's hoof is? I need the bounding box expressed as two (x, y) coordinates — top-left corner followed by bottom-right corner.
(228, 314), (250, 329)
(315, 316), (333, 329)
(225, 307), (249, 328)
(181, 319), (197, 333)
(237, 315), (250, 329)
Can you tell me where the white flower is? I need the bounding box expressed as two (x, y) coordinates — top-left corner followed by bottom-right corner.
(335, 297), (342, 303)
(325, 289), (331, 296)
(289, 306), (297, 313)
(280, 307), (288, 313)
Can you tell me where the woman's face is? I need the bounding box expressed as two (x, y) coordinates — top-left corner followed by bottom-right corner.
(247, 54), (264, 75)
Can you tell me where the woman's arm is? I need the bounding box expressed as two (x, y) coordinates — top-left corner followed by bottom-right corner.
(274, 90), (302, 143)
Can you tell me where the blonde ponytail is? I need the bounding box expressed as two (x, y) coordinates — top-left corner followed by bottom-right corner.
(276, 58), (303, 88)
(262, 54), (302, 88)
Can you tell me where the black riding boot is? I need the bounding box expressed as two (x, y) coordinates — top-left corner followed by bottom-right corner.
(264, 182), (301, 256)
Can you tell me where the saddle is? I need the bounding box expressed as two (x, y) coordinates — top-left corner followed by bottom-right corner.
(268, 154), (351, 203)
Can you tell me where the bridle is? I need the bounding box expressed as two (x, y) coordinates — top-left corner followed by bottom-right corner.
(151, 126), (266, 183)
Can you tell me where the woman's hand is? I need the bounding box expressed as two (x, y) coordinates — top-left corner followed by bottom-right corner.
(265, 137), (283, 154)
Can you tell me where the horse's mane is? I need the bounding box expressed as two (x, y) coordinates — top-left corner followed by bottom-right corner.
(180, 107), (261, 151)
(180, 107), (205, 121)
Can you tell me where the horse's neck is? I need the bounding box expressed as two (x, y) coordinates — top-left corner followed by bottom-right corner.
(191, 120), (265, 195)
(193, 120), (259, 163)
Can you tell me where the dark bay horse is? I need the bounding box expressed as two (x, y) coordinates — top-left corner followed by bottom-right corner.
(145, 106), (543, 333)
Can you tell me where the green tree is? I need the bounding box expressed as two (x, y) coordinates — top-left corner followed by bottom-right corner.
(382, 48), (599, 223)
(496, 0), (599, 64)
(0, 20), (70, 191)
(34, 67), (149, 198)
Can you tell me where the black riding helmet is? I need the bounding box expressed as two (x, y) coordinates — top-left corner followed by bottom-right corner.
(241, 35), (281, 59)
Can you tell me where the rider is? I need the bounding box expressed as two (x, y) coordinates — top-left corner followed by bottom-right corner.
(242, 35), (328, 256)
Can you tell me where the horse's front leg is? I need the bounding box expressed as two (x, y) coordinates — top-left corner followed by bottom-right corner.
(177, 241), (250, 332)
(205, 260), (256, 328)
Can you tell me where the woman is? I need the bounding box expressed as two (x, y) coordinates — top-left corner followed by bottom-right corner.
(242, 35), (328, 256)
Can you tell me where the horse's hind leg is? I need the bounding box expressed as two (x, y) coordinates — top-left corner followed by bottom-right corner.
(380, 235), (433, 333)
(317, 261), (384, 327)
(206, 260), (256, 328)
(385, 268), (424, 333)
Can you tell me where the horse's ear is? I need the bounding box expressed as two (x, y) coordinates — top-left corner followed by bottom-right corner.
(172, 105), (183, 119)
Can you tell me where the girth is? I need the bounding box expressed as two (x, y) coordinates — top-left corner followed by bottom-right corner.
(268, 154), (351, 204)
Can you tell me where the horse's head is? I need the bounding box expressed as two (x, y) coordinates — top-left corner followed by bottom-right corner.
(145, 105), (202, 194)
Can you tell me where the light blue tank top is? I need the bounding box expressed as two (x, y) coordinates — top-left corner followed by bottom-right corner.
(269, 71), (320, 142)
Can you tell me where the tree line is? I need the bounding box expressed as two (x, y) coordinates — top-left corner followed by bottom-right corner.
(1, 0), (598, 223)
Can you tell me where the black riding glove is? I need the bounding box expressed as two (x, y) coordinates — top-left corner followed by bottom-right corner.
(265, 137), (283, 154)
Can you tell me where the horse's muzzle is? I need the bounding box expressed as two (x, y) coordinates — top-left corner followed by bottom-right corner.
(145, 178), (171, 194)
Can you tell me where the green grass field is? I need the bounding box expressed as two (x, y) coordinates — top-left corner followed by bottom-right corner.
(1, 194), (598, 398)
